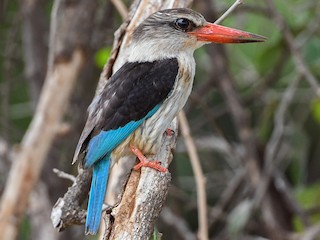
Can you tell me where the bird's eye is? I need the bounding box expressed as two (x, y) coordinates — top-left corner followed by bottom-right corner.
(175, 18), (191, 31)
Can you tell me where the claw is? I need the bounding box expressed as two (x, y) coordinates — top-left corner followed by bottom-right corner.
(130, 145), (167, 172)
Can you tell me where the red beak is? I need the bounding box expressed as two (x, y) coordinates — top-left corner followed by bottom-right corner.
(189, 23), (266, 43)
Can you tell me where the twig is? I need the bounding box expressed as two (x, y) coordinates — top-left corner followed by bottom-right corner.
(265, 77), (300, 162)
(266, 0), (320, 97)
(214, 0), (243, 24)
(209, 169), (246, 228)
(160, 206), (196, 240)
(252, 74), (301, 208)
(296, 7), (320, 48)
(176, 135), (244, 166)
(178, 111), (208, 240)
(168, 185), (197, 209)
(187, 93), (243, 168)
(51, 169), (92, 231)
(53, 168), (76, 183)
(214, 52), (261, 186)
(272, 169), (311, 228)
(110, 0), (128, 21)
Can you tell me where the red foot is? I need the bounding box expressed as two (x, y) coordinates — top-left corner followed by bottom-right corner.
(165, 128), (174, 136)
(130, 145), (167, 172)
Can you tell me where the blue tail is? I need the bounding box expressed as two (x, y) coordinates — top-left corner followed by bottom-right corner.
(85, 154), (111, 235)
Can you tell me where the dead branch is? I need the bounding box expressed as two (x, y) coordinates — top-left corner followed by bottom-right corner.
(53, 168), (76, 183)
(111, 0), (128, 20)
(0, 0), (99, 239)
(51, 169), (91, 231)
(214, 0), (243, 24)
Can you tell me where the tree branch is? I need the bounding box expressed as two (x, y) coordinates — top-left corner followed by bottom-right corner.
(110, 0), (128, 20)
(51, 169), (91, 231)
(107, 123), (176, 239)
(0, 0), (99, 239)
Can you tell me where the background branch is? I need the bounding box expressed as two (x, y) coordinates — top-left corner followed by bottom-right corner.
(0, 0), (99, 239)
(178, 111), (208, 240)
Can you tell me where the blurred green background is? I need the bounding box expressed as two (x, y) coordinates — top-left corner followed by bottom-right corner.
(1, 0), (320, 239)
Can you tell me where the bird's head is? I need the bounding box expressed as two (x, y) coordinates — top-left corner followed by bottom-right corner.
(129, 8), (266, 62)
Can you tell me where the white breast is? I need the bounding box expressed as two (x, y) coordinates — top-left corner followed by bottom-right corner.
(132, 52), (196, 154)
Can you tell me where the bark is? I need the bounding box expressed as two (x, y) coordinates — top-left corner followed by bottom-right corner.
(51, 169), (91, 231)
(107, 121), (176, 239)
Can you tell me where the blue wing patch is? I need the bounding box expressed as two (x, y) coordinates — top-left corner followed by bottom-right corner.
(84, 105), (160, 168)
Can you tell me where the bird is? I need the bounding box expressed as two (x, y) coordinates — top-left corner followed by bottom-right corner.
(72, 8), (266, 235)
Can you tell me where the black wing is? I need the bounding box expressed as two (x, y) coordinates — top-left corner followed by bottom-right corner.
(72, 58), (179, 163)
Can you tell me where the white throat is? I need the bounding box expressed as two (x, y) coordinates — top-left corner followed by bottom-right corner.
(126, 40), (195, 63)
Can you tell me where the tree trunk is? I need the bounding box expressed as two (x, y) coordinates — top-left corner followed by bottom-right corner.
(0, 0), (99, 239)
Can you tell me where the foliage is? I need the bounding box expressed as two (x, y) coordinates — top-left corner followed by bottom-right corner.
(95, 47), (112, 69)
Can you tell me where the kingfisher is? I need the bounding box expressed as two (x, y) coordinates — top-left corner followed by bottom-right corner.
(72, 8), (265, 235)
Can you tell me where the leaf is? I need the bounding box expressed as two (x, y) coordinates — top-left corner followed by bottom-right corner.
(227, 199), (253, 235)
(294, 182), (320, 231)
(311, 98), (320, 123)
(296, 183), (320, 208)
(95, 47), (112, 69)
(150, 227), (162, 240)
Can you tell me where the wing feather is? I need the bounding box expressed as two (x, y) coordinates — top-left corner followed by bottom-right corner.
(72, 58), (179, 164)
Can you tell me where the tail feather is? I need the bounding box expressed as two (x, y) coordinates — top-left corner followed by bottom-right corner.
(85, 154), (111, 235)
